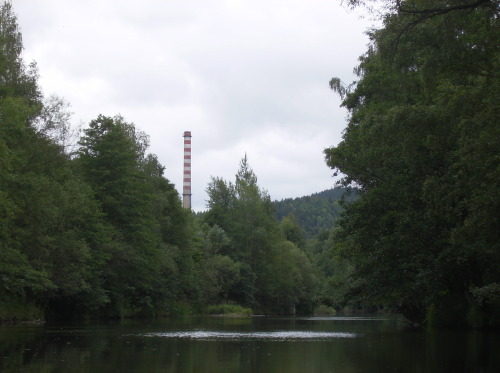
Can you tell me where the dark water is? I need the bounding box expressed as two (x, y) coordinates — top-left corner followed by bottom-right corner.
(1, 316), (499, 372)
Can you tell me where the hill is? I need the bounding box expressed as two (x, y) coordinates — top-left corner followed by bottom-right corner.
(273, 188), (355, 238)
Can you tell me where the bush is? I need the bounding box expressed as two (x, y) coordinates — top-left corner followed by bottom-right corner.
(0, 298), (44, 322)
(314, 304), (336, 316)
(207, 304), (252, 317)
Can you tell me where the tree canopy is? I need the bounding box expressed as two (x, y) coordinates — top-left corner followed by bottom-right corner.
(0, 2), (197, 319)
(326, 0), (499, 326)
(202, 155), (317, 313)
(273, 188), (356, 238)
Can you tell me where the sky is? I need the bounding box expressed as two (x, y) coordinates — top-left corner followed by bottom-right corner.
(13, 0), (376, 211)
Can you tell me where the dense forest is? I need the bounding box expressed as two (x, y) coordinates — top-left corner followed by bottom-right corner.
(273, 188), (355, 238)
(325, 0), (499, 327)
(1, 0), (499, 328)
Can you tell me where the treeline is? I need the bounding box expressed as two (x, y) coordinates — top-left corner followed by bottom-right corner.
(0, 0), (196, 318)
(325, 0), (499, 327)
(273, 188), (356, 238)
(0, 2), (318, 320)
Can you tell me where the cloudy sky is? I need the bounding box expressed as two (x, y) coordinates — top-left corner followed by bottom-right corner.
(14, 0), (375, 211)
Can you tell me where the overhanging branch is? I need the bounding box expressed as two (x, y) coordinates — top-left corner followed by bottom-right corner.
(395, 0), (494, 17)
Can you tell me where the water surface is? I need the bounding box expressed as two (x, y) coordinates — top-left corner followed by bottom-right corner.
(1, 316), (498, 372)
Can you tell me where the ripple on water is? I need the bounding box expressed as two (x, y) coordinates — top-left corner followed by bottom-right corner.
(139, 331), (357, 340)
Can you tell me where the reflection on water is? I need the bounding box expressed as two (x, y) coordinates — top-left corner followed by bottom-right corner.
(1, 316), (499, 373)
(141, 330), (357, 340)
(300, 316), (392, 321)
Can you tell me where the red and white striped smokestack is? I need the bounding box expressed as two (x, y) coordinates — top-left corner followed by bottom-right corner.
(182, 131), (192, 209)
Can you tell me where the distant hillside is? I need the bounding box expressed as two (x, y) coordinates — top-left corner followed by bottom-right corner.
(273, 188), (356, 238)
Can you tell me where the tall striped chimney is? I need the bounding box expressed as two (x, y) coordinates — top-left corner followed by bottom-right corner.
(182, 131), (192, 209)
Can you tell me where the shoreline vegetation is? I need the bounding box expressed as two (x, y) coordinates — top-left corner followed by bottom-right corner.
(0, 302), (400, 325)
(207, 304), (253, 318)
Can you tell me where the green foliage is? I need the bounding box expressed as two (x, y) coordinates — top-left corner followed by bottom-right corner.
(0, 2), (199, 320)
(265, 240), (318, 314)
(201, 254), (240, 304)
(0, 296), (44, 322)
(0, 1), (55, 314)
(314, 304), (336, 316)
(325, 0), (499, 326)
(273, 188), (355, 238)
(207, 304), (252, 317)
(279, 215), (305, 248)
(74, 114), (197, 318)
(305, 229), (354, 309)
(470, 283), (500, 308)
(203, 156), (318, 313)
(1, 1), (320, 321)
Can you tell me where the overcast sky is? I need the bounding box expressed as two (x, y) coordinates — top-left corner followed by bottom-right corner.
(14, 0), (375, 211)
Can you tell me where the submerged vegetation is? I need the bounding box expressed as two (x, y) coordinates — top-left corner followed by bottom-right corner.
(1, 1), (498, 327)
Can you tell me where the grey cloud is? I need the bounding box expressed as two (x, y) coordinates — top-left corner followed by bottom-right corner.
(15, 0), (375, 211)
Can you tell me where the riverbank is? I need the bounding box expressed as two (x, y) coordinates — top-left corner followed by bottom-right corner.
(0, 298), (44, 324)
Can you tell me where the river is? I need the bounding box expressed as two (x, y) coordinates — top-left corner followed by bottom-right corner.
(1, 315), (498, 372)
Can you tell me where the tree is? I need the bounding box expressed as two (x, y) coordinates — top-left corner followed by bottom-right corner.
(266, 240), (317, 314)
(205, 177), (236, 239)
(35, 95), (77, 152)
(325, 0), (499, 326)
(76, 115), (151, 234)
(0, 2), (41, 307)
(0, 1), (42, 256)
(75, 114), (200, 317)
(273, 188), (352, 238)
(201, 254), (240, 304)
(279, 215), (305, 248)
(75, 115), (169, 316)
(0, 2), (198, 320)
(0, 2), (114, 319)
(204, 155), (317, 312)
